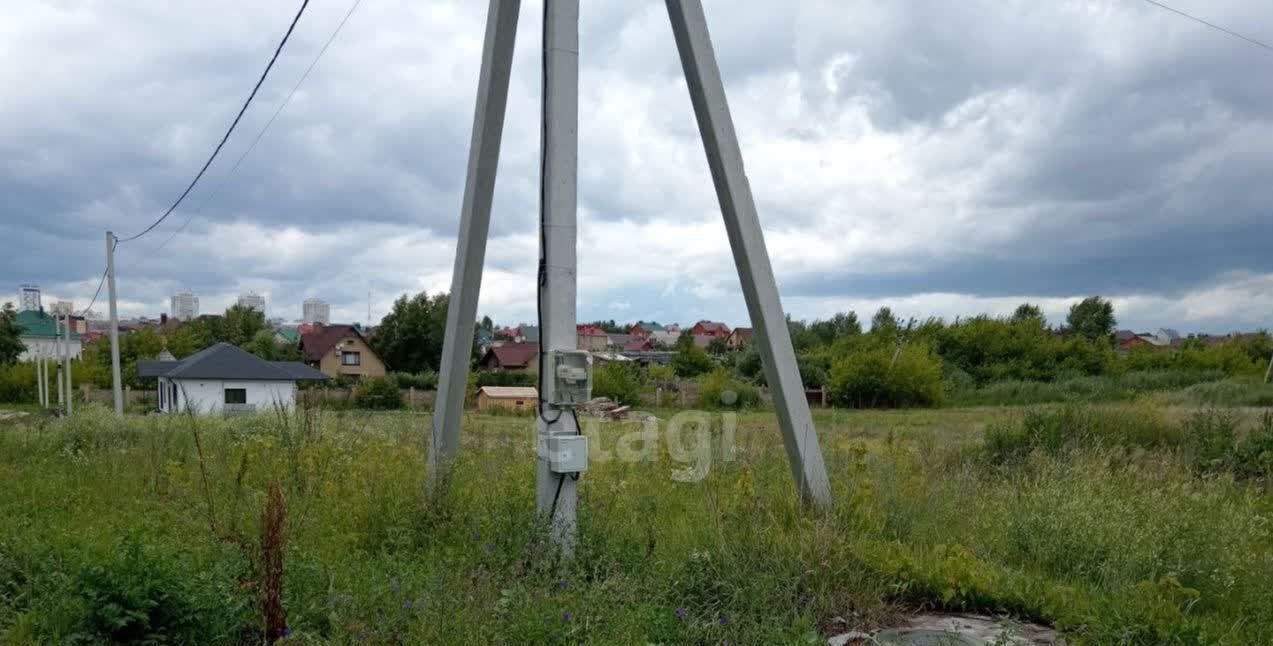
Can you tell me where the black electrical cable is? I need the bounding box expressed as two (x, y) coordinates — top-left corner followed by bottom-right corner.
(153, 0), (362, 252)
(535, 0), (561, 426)
(117, 0), (311, 243)
(547, 471), (567, 522)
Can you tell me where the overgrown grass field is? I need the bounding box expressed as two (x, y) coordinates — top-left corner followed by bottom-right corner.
(1, 402), (1272, 644)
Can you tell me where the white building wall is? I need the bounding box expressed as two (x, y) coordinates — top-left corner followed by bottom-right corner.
(18, 337), (83, 362)
(167, 379), (297, 414)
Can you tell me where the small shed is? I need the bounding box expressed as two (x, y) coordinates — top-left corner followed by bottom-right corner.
(476, 386), (538, 413)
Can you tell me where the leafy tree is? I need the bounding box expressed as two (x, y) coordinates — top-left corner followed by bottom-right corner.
(480, 315), (494, 331)
(166, 320), (216, 358)
(737, 345), (763, 382)
(826, 343), (944, 408)
(674, 331), (695, 351)
(1011, 303), (1045, 325)
(871, 307), (899, 335)
(810, 311), (861, 345)
(0, 303), (25, 365)
(372, 292), (450, 373)
(582, 319), (626, 334)
(671, 342), (713, 378)
(244, 329), (301, 361)
(221, 305), (267, 346)
(1067, 296), (1116, 343)
(707, 338), (729, 355)
(592, 361), (644, 404)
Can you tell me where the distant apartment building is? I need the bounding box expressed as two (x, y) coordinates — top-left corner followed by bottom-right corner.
(49, 300), (73, 317)
(17, 285), (41, 312)
(302, 298), (330, 325)
(171, 291), (199, 321)
(237, 291), (266, 313)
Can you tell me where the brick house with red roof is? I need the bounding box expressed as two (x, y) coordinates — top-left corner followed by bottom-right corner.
(479, 342), (539, 373)
(691, 320), (731, 339)
(300, 324), (386, 381)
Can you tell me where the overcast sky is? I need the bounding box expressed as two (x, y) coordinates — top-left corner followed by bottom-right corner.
(4, 0), (1272, 333)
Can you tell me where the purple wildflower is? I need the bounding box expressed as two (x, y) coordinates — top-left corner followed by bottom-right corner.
(719, 614), (729, 625)
(558, 578), (569, 590)
(471, 531), (481, 542)
(675, 607), (688, 620)
(282, 627), (292, 638)
(562, 611), (572, 622)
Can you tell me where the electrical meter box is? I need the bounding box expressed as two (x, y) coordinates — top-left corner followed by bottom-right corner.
(549, 350), (592, 406)
(546, 434), (589, 474)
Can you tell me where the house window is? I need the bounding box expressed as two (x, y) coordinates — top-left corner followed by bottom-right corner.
(224, 388), (247, 405)
(342, 351), (361, 366)
(171, 383), (178, 410)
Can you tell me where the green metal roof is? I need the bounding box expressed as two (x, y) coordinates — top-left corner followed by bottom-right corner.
(16, 310), (80, 340)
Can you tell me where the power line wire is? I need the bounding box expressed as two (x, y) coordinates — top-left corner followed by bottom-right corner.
(155, 0), (363, 252)
(117, 0), (312, 244)
(74, 236), (118, 318)
(1139, 0), (1273, 54)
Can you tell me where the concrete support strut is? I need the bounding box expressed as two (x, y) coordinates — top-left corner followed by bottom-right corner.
(62, 314), (72, 416)
(535, 0), (581, 555)
(430, 0), (522, 477)
(106, 231), (123, 416)
(665, 0), (832, 507)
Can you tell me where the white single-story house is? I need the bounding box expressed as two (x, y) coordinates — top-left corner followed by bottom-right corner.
(138, 342), (328, 415)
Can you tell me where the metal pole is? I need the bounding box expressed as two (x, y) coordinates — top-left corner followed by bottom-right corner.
(430, 0), (522, 477)
(55, 320), (64, 407)
(665, 0), (831, 507)
(35, 351), (43, 406)
(537, 0), (580, 554)
(106, 231), (123, 416)
(63, 314), (73, 416)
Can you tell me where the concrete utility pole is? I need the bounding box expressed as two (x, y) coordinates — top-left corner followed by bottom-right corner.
(430, 0), (834, 541)
(62, 314), (72, 416)
(536, 0), (581, 553)
(431, 0), (522, 476)
(665, 0), (830, 506)
(54, 319), (64, 407)
(106, 231), (123, 416)
(35, 351), (45, 407)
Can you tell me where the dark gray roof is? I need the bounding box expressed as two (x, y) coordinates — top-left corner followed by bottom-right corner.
(273, 361), (330, 381)
(137, 360), (180, 377)
(139, 343), (329, 381)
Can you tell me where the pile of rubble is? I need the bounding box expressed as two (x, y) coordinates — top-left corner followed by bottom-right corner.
(578, 397), (631, 420)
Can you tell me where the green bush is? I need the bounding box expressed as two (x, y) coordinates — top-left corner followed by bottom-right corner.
(474, 370), (536, 388)
(67, 536), (249, 643)
(671, 344), (714, 378)
(1181, 409), (1239, 475)
(826, 344), (944, 408)
(591, 361), (643, 405)
(697, 368), (760, 409)
(0, 362), (36, 403)
(352, 375), (403, 410)
(1233, 411), (1273, 481)
(394, 370), (438, 390)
